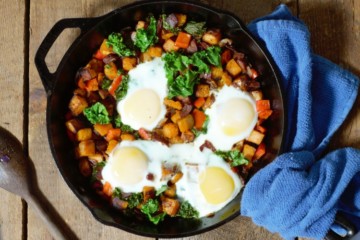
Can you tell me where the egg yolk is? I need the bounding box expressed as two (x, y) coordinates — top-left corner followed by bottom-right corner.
(111, 146), (148, 185)
(123, 88), (161, 128)
(199, 167), (235, 204)
(217, 98), (255, 136)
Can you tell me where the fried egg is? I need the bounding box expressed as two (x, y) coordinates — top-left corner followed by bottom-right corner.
(117, 57), (168, 131)
(195, 85), (258, 151)
(101, 140), (243, 217)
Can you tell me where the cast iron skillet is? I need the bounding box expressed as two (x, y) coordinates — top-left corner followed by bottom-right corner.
(34, 0), (286, 238)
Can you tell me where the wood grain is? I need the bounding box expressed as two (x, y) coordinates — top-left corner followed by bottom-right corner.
(0, 0), (26, 240)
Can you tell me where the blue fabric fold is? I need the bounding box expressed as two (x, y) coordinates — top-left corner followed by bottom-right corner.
(240, 4), (360, 240)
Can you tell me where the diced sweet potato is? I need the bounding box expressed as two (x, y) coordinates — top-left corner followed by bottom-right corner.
(105, 128), (121, 142)
(253, 142), (266, 161)
(175, 32), (192, 49)
(103, 181), (113, 197)
(219, 72), (232, 87)
(162, 123), (179, 139)
(69, 95), (88, 116)
(162, 197), (180, 216)
(76, 128), (93, 141)
(121, 133), (135, 141)
(94, 123), (113, 136)
(171, 110), (182, 123)
(136, 20), (145, 30)
(175, 13), (187, 27)
(164, 98), (182, 110)
(85, 78), (99, 92)
(143, 186), (155, 202)
(122, 57), (137, 71)
(99, 39), (112, 56)
(78, 140), (95, 157)
(247, 130), (265, 145)
(226, 59), (242, 76)
(106, 140), (118, 154)
(177, 115), (194, 133)
(242, 144), (256, 161)
(202, 29), (221, 45)
(195, 84), (210, 98)
(65, 119), (84, 133)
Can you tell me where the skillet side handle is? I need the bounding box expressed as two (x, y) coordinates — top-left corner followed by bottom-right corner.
(34, 17), (99, 94)
(325, 213), (356, 240)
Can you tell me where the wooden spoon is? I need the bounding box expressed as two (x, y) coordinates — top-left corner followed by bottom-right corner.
(0, 126), (78, 240)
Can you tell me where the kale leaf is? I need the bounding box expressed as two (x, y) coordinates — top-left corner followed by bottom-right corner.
(114, 114), (135, 133)
(184, 21), (206, 39)
(192, 114), (209, 137)
(83, 102), (110, 124)
(141, 198), (166, 224)
(155, 185), (168, 196)
(135, 16), (158, 52)
(107, 32), (135, 57)
(127, 192), (143, 209)
(177, 201), (199, 218)
(114, 75), (130, 101)
(215, 149), (249, 167)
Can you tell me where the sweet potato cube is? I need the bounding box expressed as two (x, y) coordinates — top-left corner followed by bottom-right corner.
(162, 123), (179, 139)
(121, 133), (135, 141)
(162, 198), (180, 216)
(175, 32), (192, 49)
(106, 140), (118, 154)
(105, 128), (121, 142)
(100, 39), (112, 56)
(226, 59), (242, 76)
(247, 130), (265, 145)
(242, 144), (256, 161)
(78, 140), (95, 157)
(171, 110), (182, 123)
(104, 62), (118, 80)
(175, 13), (187, 27)
(122, 57), (137, 71)
(177, 115), (194, 133)
(94, 123), (113, 136)
(69, 95), (88, 116)
(219, 72), (232, 87)
(76, 128), (93, 141)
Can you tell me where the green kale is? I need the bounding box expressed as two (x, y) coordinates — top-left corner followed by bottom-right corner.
(101, 78), (112, 90)
(192, 114), (209, 137)
(184, 21), (206, 39)
(204, 46), (222, 67)
(141, 198), (166, 224)
(83, 102), (110, 124)
(177, 201), (199, 218)
(107, 32), (135, 57)
(114, 114), (135, 133)
(112, 187), (122, 198)
(155, 185), (168, 196)
(127, 192), (143, 209)
(215, 149), (249, 167)
(135, 15), (158, 52)
(114, 75), (129, 101)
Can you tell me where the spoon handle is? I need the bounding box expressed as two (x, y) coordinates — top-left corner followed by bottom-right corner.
(26, 193), (73, 240)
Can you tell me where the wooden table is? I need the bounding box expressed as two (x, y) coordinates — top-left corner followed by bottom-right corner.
(0, 0), (359, 239)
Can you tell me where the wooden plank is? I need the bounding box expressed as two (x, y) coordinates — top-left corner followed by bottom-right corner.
(298, 0), (360, 150)
(0, 0), (26, 239)
(28, 1), (149, 239)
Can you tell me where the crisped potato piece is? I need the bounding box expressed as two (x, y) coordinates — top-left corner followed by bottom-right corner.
(164, 98), (182, 110)
(121, 133), (135, 141)
(88, 153), (104, 163)
(162, 197), (180, 216)
(104, 62), (118, 80)
(162, 123), (179, 139)
(202, 29), (221, 45)
(76, 128), (92, 141)
(99, 39), (112, 56)
(177, 115), (194, 133)
(196, 84), (210, 98)
(148, 46), (163, 58)
(164, 184), (176, 197)
(219, 72), (232, 87)
(175, 13), (187, 27)
(247, 130), (265, 145)
(143, 186), (155, 202)
(226, 59), (242, 77)
(106, 140), (118, 154)
(163, 39), (179, 52)
(211, 66), (223, 80)
(122, 57), (137, 71)
(94, 123), (113, 136)
(243, 144), (256, 161)
(69, 95), (88, 116)
(78, 140), (95, 157)
(66, 119), (84, 133)
(251, 90), (264, 101)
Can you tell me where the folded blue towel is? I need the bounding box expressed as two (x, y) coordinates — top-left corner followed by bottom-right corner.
(241, 5), (360, 240)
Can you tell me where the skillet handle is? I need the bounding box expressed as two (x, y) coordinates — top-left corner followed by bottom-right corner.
(35, 17), (99, 94)
(325, 213), (357, 240)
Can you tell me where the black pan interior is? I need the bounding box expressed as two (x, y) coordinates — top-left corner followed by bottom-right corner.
(44, 1), (284, 238)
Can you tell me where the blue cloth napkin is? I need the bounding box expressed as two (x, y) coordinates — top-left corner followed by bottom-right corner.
(241, 4), (360, 240)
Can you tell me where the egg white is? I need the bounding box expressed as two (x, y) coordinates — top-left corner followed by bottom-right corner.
(194, 85), (258, 151)
(117, 57), (168, 131)
(101, 140), (243, 217)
